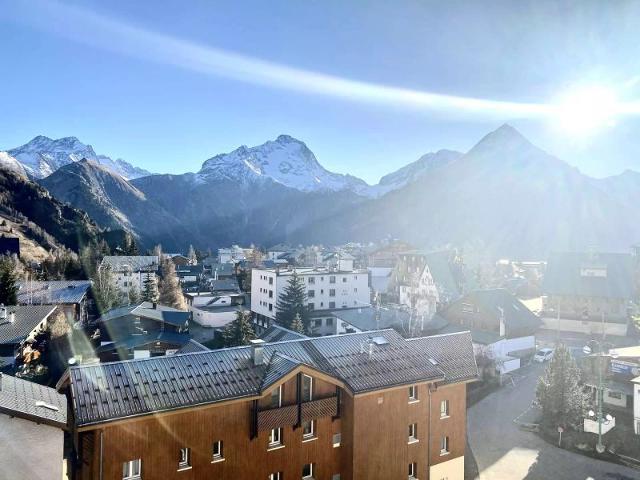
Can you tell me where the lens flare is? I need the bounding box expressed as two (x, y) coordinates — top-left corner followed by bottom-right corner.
(552, 85), (619, 136)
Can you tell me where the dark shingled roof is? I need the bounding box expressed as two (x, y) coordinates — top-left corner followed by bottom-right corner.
(0, 373), (67, 428)
(334, 306), (410, 331)
(176, 339), (210, 354)
(69, 329), (477, 427)
(17, 281), (91, 305)
(95, 331), (190, 354)
(259, 324), (308, 343)
(0, 305), (57, 345)
(543, 251), (636, 299)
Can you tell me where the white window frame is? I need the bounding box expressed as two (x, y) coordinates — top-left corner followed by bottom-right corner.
(408, 385), (418, 402)
(268, 427), (283, 448)
(408, 423), (418, 443)
(212, 440), (224, 462)
(440, 436), (450, 455)
(302, 419), (316, 440)
(178, 447), (191, 470)
(440, 399), (450, 418)
(122, 459), (141, 479)
(269, 473), (283, 480)
(302, 463), (314, 479)
(302, 374), (313, 402)
(408, 462), (417, 479)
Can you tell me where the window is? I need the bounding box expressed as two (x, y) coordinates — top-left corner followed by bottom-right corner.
(269, 290), (273, 298)
(308, 277), (315, 284)
(354, 287), (357, 292)
(330, 276), (336, 284)
(212, 440), (223, 461)
(122, 459), (141, 479)
(607, 390), (622, 400)
(178, 447), (191, 470)
(329, 301), (335, 309)
(302, 463), (314, 479)
(302, 374), (313, 401)
(269, 277), (273, 285)
(326, 317), (333, 326)
(308, 290), (315, 298)
(332, 475), (341, 480)
(332, 432), (341, 447)
(440, 436), (450, 455)
(302, 419), (315, 439)
(440, 399), (449, 417)
(342, 277), (347, 282)
(313, 318), (322, 328)
(271, 385), (282, 408)
(308, 302), (315, 310)
(409, 385), (418, 402)
(408, 423), (418, 442)
(269, 473), (283, 480)
(268, 427), (283, 447)
(329, 289), (336, 297)
(408, 462), (417, 479)
(269, 303), (273, 311)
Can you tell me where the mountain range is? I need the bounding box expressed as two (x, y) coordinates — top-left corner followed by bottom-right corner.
(3, 125), (640, 258)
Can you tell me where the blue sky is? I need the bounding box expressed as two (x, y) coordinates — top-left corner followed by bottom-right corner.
(2, 0), (640, 183)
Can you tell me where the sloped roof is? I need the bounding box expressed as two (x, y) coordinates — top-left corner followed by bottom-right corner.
(176, 339), (209, 354)
(259, 324), (308, 343)
(0, 373), (67, 428)
(543, 251), (635, 299)
(69, 329), (477, 427)
(101, 256), (159, 272)
(0, 305), (56, 345)
(98, 302), (190, 327)
(334, 306), (410, 331)
(17, 281), (91, 305)
(96, 331), (190, 354)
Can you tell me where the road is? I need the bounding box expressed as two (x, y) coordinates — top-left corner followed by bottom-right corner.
(466, 362), (639, 480)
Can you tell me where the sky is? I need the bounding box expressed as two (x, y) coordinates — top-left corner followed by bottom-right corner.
(2, 0), (640, 183)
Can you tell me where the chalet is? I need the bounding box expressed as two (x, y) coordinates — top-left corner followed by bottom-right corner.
(65, 329), (477, 480)
(0, 305), (57, 369)
(434, 289), (541, 373)
(266, 243), (293, 261)
(0, 235), (19, 258)
(0, 373), (67, 480)
(366, 241), (413, 268)
(101, 255), (159, 296)
(17, 280), (90, 324)
(542, 251), (636, 336)
(96, 302), (191, 362)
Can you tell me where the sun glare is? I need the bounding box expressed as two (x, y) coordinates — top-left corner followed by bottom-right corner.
(553, 85), (619, 136)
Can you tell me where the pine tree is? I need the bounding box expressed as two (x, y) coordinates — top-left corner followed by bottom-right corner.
(536, 343), (588, 429)
(222, 310), (256, 347)
(0, 257), (18, 305)
(290, 312), (305, 334)
(127, 285), (141, 305)
(158, 258), (187, 309)
(275, 271), (310, 331)
(141, 272), (159, 304)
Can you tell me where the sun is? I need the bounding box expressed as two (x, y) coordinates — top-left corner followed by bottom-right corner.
(552, 85), (619, 136)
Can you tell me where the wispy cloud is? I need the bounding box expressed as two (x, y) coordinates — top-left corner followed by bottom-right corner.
(0, 1), (586, 119)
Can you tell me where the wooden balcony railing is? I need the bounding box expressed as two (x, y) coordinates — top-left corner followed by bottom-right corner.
(256, 395), (338, 432)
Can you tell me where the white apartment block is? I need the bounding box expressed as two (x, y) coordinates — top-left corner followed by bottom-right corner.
(251, 267), (371, 329)
(101, 256), (159, 295)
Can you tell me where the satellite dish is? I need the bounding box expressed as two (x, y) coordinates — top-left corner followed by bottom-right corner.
(605, 414), (613, 422)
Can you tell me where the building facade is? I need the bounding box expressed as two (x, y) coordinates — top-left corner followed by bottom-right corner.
(101, 256), (160, 295)
(251, 267), (371, 330)
(66, 329), (476, 480)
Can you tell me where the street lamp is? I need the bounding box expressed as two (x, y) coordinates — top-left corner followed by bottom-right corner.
(582, 341), (618, 454)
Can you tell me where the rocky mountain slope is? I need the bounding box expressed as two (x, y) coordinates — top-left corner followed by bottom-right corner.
(3, 135), (151, 180)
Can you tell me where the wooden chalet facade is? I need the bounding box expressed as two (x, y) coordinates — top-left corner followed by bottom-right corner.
(64, 330), (477, 480)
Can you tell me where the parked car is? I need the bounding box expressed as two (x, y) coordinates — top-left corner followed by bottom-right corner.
(534, 348), (554, 363)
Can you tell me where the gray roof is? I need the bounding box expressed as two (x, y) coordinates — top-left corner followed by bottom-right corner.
(98, 302), (190, 327)
(69, 329), (476, 427)
(101, 256), (159, 272)
(0, 373), (67, 428)
(0, 305), (57, 345)
(176, 340), (210, 354)
(17, 281), (91, 305)
(259, 324), (308, 343)
(543, 251), (636, 299)
(334, 306), (410, 331)
(208, 278), (240, 292)
(96, 331), (190, 354)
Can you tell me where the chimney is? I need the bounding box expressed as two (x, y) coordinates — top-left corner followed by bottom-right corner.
(250, 339), (266, 366)
(0, 305), (6, 320)
(152, 302), (157, 309)
(8, 312), (15, 324)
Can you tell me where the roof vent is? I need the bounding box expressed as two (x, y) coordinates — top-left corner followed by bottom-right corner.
(428, 358), (439, 366)
(8, 312), (15, 323)
(250, 339), (266, 366)
(371, 336), (389, 346)
(0, 305), (6, 320)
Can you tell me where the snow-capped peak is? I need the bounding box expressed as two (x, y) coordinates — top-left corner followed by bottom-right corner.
(4, 135), (152, 180)
(198, 135), (370, 193)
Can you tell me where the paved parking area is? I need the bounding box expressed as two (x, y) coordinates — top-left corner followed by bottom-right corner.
(466, 363), (639, 480)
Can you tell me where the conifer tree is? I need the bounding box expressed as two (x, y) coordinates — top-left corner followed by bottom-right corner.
(141, 272), (159, 304)
(127, 285), (141, 305)
(158, 258), (187, 309)
(222, 310), (256, 347)
(275, 271), (310, 331)
(536, 343), (588, 429)
(0, 257), (18, 305)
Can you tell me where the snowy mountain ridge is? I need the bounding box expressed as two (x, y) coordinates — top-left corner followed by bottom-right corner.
(3, 135), (152, 180)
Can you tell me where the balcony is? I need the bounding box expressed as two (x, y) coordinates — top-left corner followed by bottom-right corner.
(256, 396), (338, 432)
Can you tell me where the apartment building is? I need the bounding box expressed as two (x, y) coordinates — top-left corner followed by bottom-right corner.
(65, 329), (476, 480)
(251, 267), (371, 330)
(101, 256), (159, 295)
